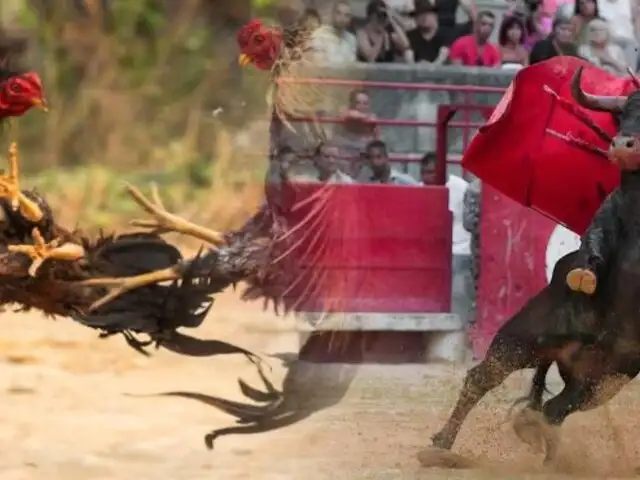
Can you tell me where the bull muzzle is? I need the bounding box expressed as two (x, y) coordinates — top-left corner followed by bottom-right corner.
(609, 135), (640, 168)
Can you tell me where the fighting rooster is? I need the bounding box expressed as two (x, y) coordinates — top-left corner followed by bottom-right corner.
(0, 68), (48, 121)
(236, 18), (342, 135)
(71, 162), (337, 448)
(0, 141), (260, 361)
(78, 170), (334, 324)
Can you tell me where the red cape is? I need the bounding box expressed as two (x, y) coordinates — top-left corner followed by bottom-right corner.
(462, 56), (638, 235)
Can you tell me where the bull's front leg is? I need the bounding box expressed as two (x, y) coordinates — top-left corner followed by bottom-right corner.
(431, 338), (534, 450)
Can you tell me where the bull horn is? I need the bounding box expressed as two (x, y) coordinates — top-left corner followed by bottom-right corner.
(571, 66), (626, 113)
(627, 67), (640, 89)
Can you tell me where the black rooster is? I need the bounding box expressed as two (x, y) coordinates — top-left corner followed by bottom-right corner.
(0, 142), (261, 362)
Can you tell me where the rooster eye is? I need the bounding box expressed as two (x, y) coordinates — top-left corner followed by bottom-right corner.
(253, 34), (265, 44)
(9, 84), (20, 93)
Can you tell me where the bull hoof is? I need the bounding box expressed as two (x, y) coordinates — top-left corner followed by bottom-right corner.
(512, 408), (546, 454)
(512, 408), (561, 463)
(431, 431), (453, 450)
(566, 268), (597, 295)
(417, 447), (476, 469)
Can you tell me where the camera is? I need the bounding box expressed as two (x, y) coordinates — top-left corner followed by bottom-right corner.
(523, 0), (541, 13)
(375, 8), (389, 22)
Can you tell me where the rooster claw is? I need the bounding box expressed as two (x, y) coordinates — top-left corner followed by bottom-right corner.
(8, 227), (85, 277)
(0, 142), (43, 222)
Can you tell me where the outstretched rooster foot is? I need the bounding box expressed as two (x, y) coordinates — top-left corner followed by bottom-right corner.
(126, 182), (226, 246)
(0, 142), (44, 222)
(8, 227), (85, 277)
(77, 263), (185, 312)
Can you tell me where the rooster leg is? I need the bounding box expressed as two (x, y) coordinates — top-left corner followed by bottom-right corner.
(0, 142), (43, 222)
(126, 183), (226, 246)
(8, 227), (85, 277)
(78, 264), (184, 312)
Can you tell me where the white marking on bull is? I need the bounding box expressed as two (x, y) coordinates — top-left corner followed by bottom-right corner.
(545, 225), (581, 283)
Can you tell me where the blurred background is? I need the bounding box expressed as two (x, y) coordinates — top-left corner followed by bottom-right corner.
(0, 0), (277, 235)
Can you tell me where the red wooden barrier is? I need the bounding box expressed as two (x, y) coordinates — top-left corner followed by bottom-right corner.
(279, 183), (453, 315)
(470, 186), (581, 359)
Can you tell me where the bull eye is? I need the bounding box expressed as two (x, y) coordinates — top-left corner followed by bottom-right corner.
(253, 34), (265, 44)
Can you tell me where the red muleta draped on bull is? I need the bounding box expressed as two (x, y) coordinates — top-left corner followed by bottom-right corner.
(462, 57), (639, 358)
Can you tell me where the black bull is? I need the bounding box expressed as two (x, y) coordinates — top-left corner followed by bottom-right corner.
(431, 67), (640, 465)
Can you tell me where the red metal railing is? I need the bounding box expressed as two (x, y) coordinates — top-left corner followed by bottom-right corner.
(274, 76), (506, 170)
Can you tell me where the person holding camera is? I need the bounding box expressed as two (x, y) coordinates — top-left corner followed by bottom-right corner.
(406, 0), (450, 63)
(508, 0), (552, 51)
(356, 0), (411, 62)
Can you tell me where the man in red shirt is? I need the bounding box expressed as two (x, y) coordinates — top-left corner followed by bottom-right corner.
(449, 11), (501, 67)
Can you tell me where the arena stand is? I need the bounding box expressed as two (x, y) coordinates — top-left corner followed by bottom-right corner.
(271, 64), (522, 363)
(270, 64), (584, 364)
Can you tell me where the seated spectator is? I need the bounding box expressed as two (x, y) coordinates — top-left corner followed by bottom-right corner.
(314, 142), (355, 183)
(597, 0), (637, 68)
(301, 7), (322, 30)
(266, 145), (297, 184)
(337, 89), (380, 159)
(356, 0), (411, 63)
(578, 17), (628, 74)
(508, 0), (551, 51)
(529, 17), (580, 63)
(449, 11), (501, 67)
(362, 140), (422, 185)
(571, 0), (599, 43)
(311, 1), (357, 64)
(406, 1), (449, 64)
(420, 151), (438, 184)
(499, 15), (529, 67)
(294, 142), (355, 183)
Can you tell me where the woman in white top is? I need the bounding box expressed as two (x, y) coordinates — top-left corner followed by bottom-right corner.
(577, 17), (629, 75)
(596, 0), (637, 64)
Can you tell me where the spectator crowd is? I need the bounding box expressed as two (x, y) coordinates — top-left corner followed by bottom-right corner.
(268, 0), (640, 188)
(307, 0), (639, 73)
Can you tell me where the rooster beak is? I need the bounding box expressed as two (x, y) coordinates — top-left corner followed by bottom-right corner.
(32, 98), (48, 112)
(238, 53), (252, 67)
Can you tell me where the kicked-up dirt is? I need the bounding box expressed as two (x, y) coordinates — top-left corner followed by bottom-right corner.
(0, 290), (638, 480)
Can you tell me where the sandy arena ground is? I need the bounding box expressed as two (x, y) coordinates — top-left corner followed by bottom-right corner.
(0, 290), (639, 480)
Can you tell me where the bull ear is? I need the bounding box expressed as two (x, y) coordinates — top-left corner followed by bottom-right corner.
(571, 66), (627, 113)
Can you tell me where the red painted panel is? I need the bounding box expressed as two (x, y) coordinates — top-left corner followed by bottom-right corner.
(278, 183), (453, 313)
(470, 186), (557, 359)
